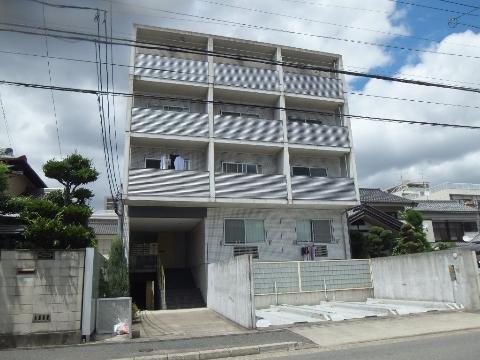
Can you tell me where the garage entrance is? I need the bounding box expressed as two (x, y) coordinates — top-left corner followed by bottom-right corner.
(128, 207), (207, 311)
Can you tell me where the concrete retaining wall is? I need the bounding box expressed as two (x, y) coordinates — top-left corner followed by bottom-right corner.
(207, 255), (255, 329)
(0, 250), (85, 348)
(371, 249), (480, 310)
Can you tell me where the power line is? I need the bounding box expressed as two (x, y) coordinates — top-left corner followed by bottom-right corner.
(4, 42), (478, 111)
(3, 46), (480, 89)
(109, 1), (122, 192)
(386, 0), (479, 15)
(0, 89), (13, 148)
(197, 0), (480, 51)
(347, 91), (480, 111)
(281, 0), (479, 16)
(3, 23), (480, 96)
(1, 78), (480, 131)
(87, 5), (480, 61)
(42, 4), (62, 157)
(22, 0), (101, 11)
(433, 0), (479, 8)
(94, 10), (118, 198)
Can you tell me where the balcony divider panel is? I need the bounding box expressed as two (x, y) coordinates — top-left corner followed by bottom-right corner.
(291, 176), (356, 201)
(129, 169), (210, 197)
(215, 173), (287, 199)
(287, 122), (349, 147)
(131, 107), (209, 137)
(214, 63), (280, 91)
(214, 115), (283, 143)
(284, 72), (343, 98)
(135, 53), (208, 83)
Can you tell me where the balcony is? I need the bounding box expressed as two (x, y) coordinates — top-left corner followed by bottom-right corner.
(131, 107), (209, 138)
(134, 53), (208, 83)
(287, 122), (349, 147)
(215, 173), (287, 199)
(284, 72), (343, 99)
(291, 176), (356, 201)
(128, 169), (210, 198)
(214, 63), (280, 91)
(214, 114), (283, 143)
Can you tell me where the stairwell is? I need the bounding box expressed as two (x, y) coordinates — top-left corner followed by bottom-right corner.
(164, 268), (205, 309)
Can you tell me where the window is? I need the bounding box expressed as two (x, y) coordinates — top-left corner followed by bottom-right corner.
(296, 220), (333, 244)
(145, 158), (161, 169)
(221, 110), (260, 118)
(222, 162), (262, 174)
(464, 222), (478, 232)
(288, 115), (323, 125)
(292, 166), (327, 177)
(224, 219), (265, 245)
(163, 105), (189, 112)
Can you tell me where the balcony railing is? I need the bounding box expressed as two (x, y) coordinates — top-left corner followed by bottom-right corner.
(291, 176), (356, 201)
(214, 114), (283, 143)
(128, 169), (210, 197)
(131, 107), (209, 137)
(215, 173), (287, 199)
(284, 72), (343, 99)
(134, 53), (208, 83)
(287, 122), (349, 147)
(214, 63), (280, 91)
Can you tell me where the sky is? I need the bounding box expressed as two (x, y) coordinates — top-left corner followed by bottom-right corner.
(0, 0), (479, 209)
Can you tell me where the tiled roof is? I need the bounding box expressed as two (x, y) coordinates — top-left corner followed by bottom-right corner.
(89, 219), (118, 235)
(360, 188), (415, 205)
(414, 200), (478, 213)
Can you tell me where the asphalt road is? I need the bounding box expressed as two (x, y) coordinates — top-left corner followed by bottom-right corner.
(263, 329), (480, 360)
(0, 330), (310, 360)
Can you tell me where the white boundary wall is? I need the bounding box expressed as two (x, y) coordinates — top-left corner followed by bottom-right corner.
(371, 249), (480, 310)
(207, 255), (255, 329)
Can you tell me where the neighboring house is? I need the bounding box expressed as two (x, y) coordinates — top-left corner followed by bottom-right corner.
(348, 188), (416, 234)
(418, 182), (480, 206)
(0, 148), (46, 197)
(386, 180), (430, 199)
(123, 26), (359, 309)
(0, 149), (47, 247)
(89, 208), (118, 258)
(413, 200), (479, 243)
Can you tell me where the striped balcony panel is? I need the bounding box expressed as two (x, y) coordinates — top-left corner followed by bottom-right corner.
(287, 122), (349, 147)
(131, 108), (209, 137)
(215, 173), (287, 199)
(214, 115), (283, 143)
(128, 169), (210, 197)
(291, 176), (356, 201)
(134, 53), (208, 83)
(284, 72), (343, 99)
(214, 63), (280, 91)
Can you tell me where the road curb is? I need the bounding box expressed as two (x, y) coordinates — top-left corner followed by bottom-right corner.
(112, 341), (303, 360)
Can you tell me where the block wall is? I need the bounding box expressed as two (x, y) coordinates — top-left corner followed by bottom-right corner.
(0, 250), (85, 337)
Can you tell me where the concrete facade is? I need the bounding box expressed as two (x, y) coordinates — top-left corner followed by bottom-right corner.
(0, 250), (85, 348)
(123, 26), (360, 310)
(371, 249), (480, 310)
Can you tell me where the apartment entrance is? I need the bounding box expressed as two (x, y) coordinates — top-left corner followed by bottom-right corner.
(129, 207), (206, 310)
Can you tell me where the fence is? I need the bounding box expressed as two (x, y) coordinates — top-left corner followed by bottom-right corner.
(253, 260), (373, 308)
(96, 297), (132, 336)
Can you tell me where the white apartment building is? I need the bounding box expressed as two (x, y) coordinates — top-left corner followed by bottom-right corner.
(122, 26), (359, 310)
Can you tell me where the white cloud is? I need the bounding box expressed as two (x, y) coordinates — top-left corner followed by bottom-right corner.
(350, 30), (480, 189)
